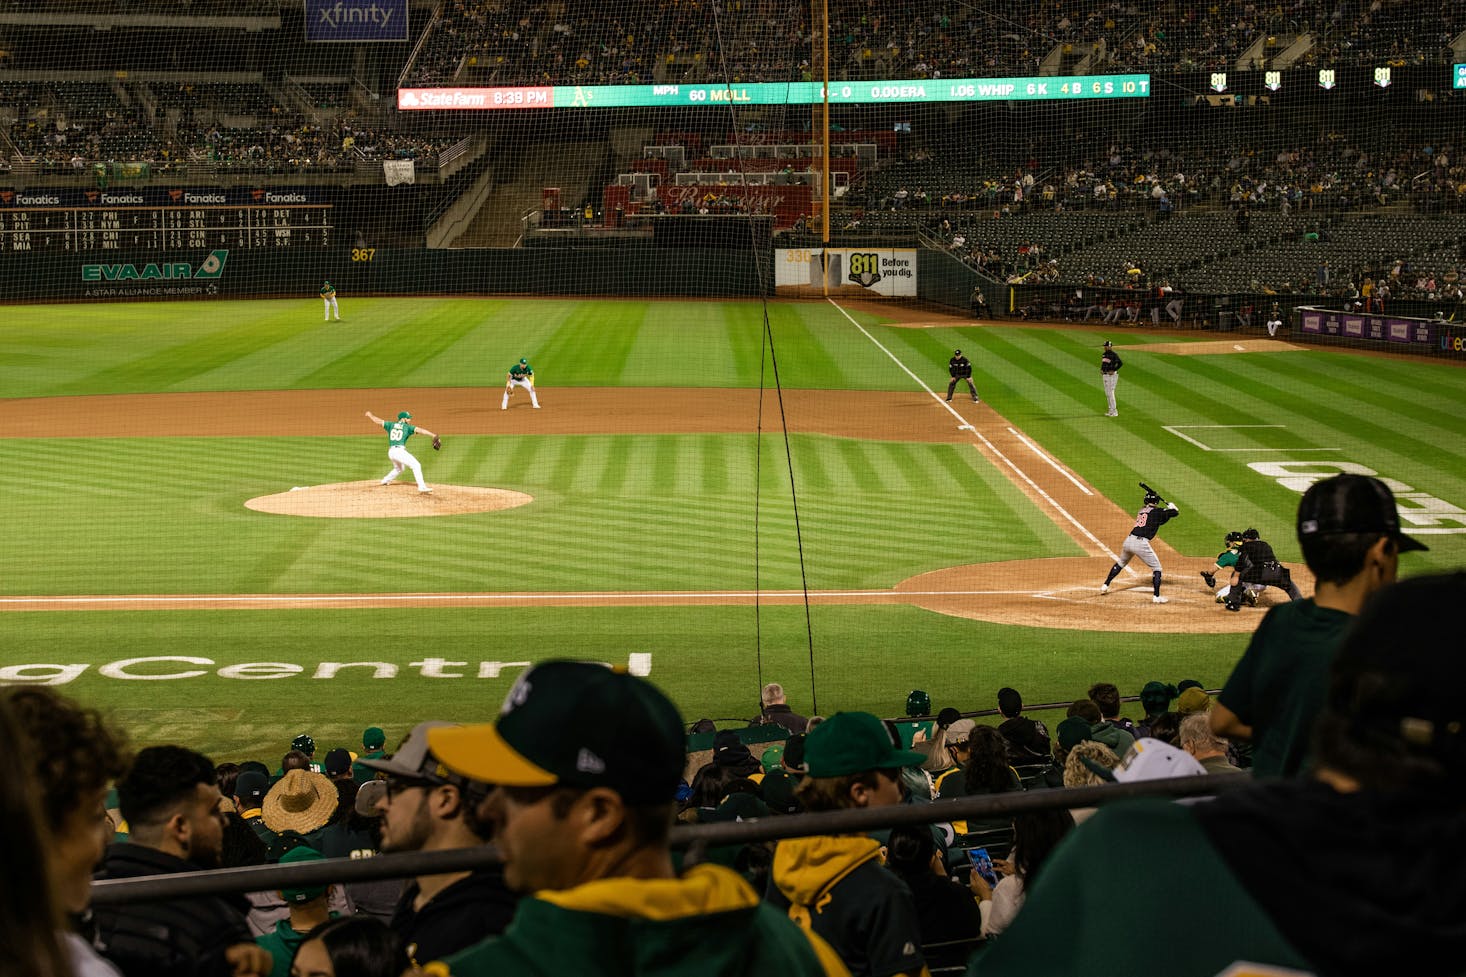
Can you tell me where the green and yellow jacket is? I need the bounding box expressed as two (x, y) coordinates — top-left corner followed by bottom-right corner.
(428, 863), (849, 977)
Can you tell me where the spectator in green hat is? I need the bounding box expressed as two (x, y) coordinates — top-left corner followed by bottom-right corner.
(768, 711), (929, 977)
(422, 660), (851, 977)
(255, 845), (339, 977)
(352, 727), (387, 785)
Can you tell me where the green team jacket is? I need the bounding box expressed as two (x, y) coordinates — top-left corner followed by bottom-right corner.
(427, 863), (850, 977)
(256, 914), (338, 977)
(967, 800), (1311, 977)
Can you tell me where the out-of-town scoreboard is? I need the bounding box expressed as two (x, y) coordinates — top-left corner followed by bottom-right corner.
(0, 188), (332, 253)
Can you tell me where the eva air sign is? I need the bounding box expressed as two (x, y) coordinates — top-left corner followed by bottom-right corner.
(81, 250), (229, 283)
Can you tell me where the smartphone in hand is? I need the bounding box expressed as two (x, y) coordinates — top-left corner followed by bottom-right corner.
(966, 847), (999, 886)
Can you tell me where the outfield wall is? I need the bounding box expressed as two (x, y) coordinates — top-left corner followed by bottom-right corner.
(0, 246), (772, 302)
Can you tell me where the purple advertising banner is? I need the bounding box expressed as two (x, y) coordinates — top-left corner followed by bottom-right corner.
(304, 0), (409, 42)
(1292, 307), (1464, 358)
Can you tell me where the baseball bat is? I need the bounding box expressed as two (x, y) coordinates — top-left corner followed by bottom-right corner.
(1139, 481), (1166, 506)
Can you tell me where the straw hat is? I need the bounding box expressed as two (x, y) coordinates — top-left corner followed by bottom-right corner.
(261, 769), (338, 834)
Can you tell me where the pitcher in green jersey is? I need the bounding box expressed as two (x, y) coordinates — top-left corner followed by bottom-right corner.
(366, 410), (438, 494)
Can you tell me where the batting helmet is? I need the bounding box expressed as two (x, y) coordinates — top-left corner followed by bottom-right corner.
(1143, 491), (1162, 507)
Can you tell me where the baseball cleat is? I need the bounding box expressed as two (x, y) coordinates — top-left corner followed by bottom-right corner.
(1224, 602), (1240, 612)
(1152, 595), (1168, 604)
(419, 488), (433, 494)
(1100, 584), (1110, 595)
(1244, 590), (1259, 607)
(973, 398), (980, 403)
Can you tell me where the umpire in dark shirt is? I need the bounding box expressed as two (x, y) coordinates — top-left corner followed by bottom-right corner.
(947, 349), (979, 403)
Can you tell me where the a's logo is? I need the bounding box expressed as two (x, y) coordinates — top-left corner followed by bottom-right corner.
(502, 674), (532, 713)
(576, 748), (606, 774)
(848, 252), (882, 288)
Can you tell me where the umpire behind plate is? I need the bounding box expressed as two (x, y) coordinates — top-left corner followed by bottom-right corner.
(1223, 528), (1303, 611)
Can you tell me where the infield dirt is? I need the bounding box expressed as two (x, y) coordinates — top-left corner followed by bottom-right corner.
(5, 308), (1293, 632)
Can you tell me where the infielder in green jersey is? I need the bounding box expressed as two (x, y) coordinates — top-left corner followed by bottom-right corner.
(501, 357), (540, 409)
(365, 410), (438, 493)
(320, 281), (340, 321)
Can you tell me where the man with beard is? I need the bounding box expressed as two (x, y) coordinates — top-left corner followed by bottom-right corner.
(91, 745), (273, 977)
(361, 721), (519, 968)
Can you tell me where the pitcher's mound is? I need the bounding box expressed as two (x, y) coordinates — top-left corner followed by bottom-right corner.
(245, 482), (534, 518)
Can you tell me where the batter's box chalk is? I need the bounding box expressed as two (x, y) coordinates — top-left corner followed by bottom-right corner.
(958, 424), (975, 431)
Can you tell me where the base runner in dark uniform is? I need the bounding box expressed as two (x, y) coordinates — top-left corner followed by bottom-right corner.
(1101, 488), (1179, 604)
(946, 349), (979, 403)
(1223, 528), (1303, 611)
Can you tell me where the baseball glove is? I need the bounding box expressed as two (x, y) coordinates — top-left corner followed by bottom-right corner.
(432, 436), (442, 451)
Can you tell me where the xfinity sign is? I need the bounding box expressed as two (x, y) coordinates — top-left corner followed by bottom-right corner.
(304, 0), (408, 42)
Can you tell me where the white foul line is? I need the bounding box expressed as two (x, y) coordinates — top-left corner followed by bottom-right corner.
(1006, 427), (1091, 494)
(827, 299), (1119, 563)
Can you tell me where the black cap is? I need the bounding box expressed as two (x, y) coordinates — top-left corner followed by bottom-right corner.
(1297, 474), (1427, 552)
(235, 771), (269, 804)
(1330, 573), (1465, 773)
(953, 349), (961, 355)
(323, 748), (352, 776)
(1103, 340), (1113, 347)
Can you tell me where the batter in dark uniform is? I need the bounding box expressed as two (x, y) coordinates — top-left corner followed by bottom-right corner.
(1101, 489), (1180, 603)
(946, 349), (979, 403)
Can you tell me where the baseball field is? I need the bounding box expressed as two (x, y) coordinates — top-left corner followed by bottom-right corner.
(1, 295), (1462, 762)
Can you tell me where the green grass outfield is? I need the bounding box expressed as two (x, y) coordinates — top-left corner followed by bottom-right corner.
(1, 296), (1462, 760)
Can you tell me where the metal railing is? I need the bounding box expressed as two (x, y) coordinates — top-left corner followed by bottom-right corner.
(90, 774), (1248, 905)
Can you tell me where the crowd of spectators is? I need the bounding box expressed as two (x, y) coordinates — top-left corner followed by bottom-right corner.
(402, 0), (1466, 87)
(1, 473), (1456, 977)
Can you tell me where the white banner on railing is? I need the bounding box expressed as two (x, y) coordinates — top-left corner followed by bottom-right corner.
(383, 160), (416, 186)
(775, 248), (917, 296)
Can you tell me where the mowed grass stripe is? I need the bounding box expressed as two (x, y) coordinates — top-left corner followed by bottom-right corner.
(7, 434), (1080, 594)
(0, 601), (1247, 760)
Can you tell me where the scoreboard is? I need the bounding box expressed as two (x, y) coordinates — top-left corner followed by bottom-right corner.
(0, 189), (334, 254)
